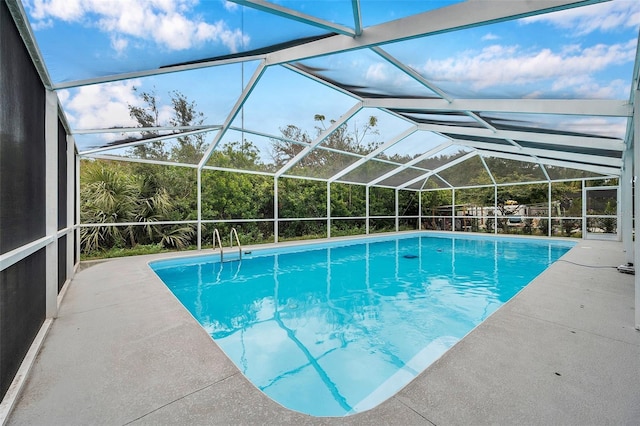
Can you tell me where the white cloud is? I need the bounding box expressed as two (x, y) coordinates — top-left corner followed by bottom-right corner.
(522, 0), (640, 35)
(365, 63), (388, 83)
(28, 0), (84, 21)
(60, 80), (142, 132)
(25, 0), (249, 53)
(481, 33), (499, 41)
(223, 0), (239, 12)
(110, 35), (129, 54)
(560, 117), (627, 139)
(419, 39), (637, 97)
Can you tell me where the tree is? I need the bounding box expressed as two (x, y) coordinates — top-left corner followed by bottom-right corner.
(127, 88), (207, 163)
(80, 160), (196, 253)
(270, 114), (381, 173)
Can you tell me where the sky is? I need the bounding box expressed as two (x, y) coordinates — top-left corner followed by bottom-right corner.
(21, 0), (640, 154)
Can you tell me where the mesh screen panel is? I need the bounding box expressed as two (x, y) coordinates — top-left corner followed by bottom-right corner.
(58, 120), (67, 230)
(0, 1), (46, 254)
(0, 249), (46, 400)
(58, 235), (67, 292)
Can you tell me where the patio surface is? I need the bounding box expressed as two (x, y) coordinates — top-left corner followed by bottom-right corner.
(6, 236), (640, 425)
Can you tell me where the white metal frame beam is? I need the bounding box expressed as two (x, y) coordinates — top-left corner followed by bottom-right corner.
(275, 103), (363, 177)
(476, 149), (620, 177)
(364, 98), (632, 118)
(634, 89), (640, 330)
(198, 61), (267, 169)
(351, 0), (363, 36)
(368, 142), (455, 186)
(371, 47), (452, 101)
(267, 0), (607, 65)
(72, 125), (220, 135)
(45, 90), (58, 318)
(400, 152), (478, 189)
(79, 127), (220, 156)
(416, 123), (625, 152)
(452, 139), (623, 169)
(231, 0), (357, 36)
(328, 126), (417, 182)
(53, 55), (266, 90)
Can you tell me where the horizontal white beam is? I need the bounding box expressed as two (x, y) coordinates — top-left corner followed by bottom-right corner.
(267, 0), (606, 65)
(73, 125), (220, 135)
(79, 127), (218, 155)
(52, 55), (266, 90)
(477, 149), (620, 176)
(454, 139), (623, 168)
(0, 235), (54, 272)
(416, 123), (625, 151)
(83, 154), (198, 168)
(364, 98), (632, 117)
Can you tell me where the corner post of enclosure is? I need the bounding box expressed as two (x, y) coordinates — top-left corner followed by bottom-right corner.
(395, 189), (399, 232)
(327, 182), (331, 239)
(366, 186), (370, 234)
(634, 89), (640, 330)
(274, 177), (279, 243)
(622, 151), (633, 263)
(197, 168), (202, 250)
(45, 90), (58, 318)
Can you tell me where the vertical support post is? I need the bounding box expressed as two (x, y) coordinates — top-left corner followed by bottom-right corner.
(327, 182), (331, 239)
(395, 189), (399, 232)
(622, 152), (633, 262)
(418, 190), (422, 230)
(274, 177), (279, 243)
(75, 155), (81, 265)
(634, 89), (640, 330)
(494, 185), (498, 235)
(548, 182), (552, 237)
(452, 188), (456, 231)
(45, 90), (58, 318)
(197, 168), (202, 250)
(66, 135), (74, 280)
(582, 179), (587, 238)
(365, 186), (370, 234)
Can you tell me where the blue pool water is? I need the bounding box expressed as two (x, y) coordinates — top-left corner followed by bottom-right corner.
(151, 233), (574, 417)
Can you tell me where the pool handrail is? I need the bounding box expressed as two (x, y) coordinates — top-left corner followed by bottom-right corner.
(230, 228), (242, 261)
(212, 228), (223, 262)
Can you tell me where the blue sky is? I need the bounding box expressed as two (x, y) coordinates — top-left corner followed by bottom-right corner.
(22, 0), (640, 152)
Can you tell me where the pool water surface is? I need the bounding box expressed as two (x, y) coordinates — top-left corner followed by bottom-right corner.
(151, 233), (574, 416)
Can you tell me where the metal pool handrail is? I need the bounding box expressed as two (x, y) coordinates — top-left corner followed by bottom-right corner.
(230, 227), (242, 260)
(212, 228), (223, 262)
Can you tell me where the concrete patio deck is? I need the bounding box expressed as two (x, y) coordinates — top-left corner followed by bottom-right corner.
(6, 237), (640, 425)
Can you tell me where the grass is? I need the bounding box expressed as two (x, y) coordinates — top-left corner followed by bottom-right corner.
(80, 244), (197, 261)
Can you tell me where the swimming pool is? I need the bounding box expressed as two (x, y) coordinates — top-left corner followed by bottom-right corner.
(151, 232), (574, 416)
